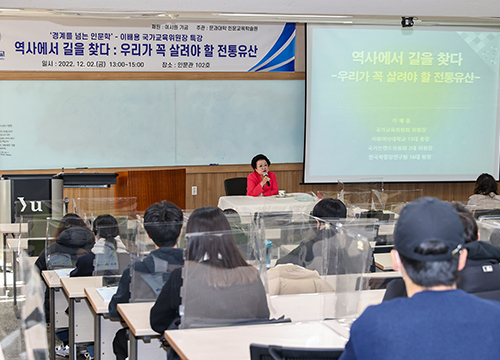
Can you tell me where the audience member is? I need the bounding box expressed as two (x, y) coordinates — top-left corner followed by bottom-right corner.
(383, 202), (500, 301)
(35, 213), (94, 272)
(70, 214), (126, 277)
(110, 201), (184, 360)
(150, 206), (269, 359)
(467, 173), (500, 209)
(342, 197), (500, 360)
(276, 198), (347, 271)
(34, 213), (94, 357)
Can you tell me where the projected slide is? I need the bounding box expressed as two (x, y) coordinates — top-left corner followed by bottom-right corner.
(305, 25), (500, 183)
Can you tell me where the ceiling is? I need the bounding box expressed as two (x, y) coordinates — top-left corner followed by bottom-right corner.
(0, 0), (499, 25)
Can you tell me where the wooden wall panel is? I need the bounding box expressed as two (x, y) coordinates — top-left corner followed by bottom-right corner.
(185, 164), (477, 208)
(0, 165), (479, 210)
(115, 169), (186, 211)
(63, 187), (115, 212)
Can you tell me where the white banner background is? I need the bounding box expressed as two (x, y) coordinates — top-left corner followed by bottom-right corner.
(0, 19), (294, 72)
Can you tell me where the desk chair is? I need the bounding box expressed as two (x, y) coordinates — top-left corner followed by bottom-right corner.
(224, 177), (248, 196)
(250, 343), (343, 360)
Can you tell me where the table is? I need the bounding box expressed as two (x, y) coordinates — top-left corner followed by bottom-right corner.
(1, 223), (28, 297)
(42, 270), (71, 360)
(374, 253), (394, 271)
(85, 287), (124, 360)
(117, 302), (167, 360)
(7, 238), (41, 309)
(165, 320), (348, 360)
(60, 276), (104, 360)
(217, 194), (319, 216)
(269, 289), (386, 322)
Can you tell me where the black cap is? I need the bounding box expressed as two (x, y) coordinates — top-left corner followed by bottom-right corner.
(394, 197), (464, 262)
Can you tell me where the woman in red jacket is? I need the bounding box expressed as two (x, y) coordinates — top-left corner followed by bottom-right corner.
(246, 154), (279, 196)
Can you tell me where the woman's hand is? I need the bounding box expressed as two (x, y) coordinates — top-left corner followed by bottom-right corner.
(260, 175), (269, 188)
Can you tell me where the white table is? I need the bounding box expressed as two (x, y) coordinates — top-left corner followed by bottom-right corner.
(217, 194), (319, 216)
(269, 289), (386, 322)
(165, 320), (347, 360)
(85, 287), (125, 360)
(42, 270), (71, 360)
(61, 276), (104, 360)
(117, 302), (167, 360)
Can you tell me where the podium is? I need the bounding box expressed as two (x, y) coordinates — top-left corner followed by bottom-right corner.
(0, 175), (63, 256)
(0, 174), (63, 224)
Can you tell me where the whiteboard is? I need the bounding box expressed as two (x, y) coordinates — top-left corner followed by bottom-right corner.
(0, 80), (305, 170)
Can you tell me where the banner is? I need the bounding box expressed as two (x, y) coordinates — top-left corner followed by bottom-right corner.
(0, 20), (295, 72)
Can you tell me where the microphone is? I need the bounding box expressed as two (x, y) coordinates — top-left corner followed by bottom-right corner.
(264, 172), (270, 187)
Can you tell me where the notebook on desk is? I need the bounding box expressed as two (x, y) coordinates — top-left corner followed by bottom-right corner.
(53, 268), (75, 278)
(96, 286), (118, 302)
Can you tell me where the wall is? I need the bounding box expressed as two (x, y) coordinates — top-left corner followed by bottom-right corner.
(1, 165), (476, 210)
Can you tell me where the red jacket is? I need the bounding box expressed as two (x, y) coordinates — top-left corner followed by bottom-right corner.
(246, 171), (279, 197)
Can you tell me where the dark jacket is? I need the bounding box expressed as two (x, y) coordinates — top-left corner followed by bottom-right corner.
(35, 226), (94, 322)
(383, 241), (500, 302)
(35, 227), (95, 272)
(108, 247), (184, 318)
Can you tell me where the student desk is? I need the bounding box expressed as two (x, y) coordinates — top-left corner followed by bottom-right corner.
(164, 320), (348, 360)
(1, 223), (28, 294)
(117, 302), (166, 360)
(42, 270), (70, 360)
(7, 238), (39, 309)
(269, 288), (386, 322)
(85, 287), (124, 360)
(60, 276), (103, 360)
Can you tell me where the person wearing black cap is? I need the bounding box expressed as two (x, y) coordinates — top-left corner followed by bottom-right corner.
(340, 197), (500, 360)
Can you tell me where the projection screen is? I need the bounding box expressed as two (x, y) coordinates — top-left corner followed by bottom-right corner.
(304, 24), (500, 183)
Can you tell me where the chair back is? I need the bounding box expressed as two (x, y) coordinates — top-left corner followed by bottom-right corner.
(224, 177), (248, 196)
(457, 260), (500, 301)
(250, 344), (343, 360)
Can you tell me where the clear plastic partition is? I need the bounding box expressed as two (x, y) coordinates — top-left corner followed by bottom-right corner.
(75, 197), (138, 222)
(179, 226), (268, 329)
(45, 218), (94, 272)
(476, 216), (500, 246)
(14, 198), (67, 223)
(256, 213), (334, 322)
(129, 220), (185, 303)
(14, 199), (71, 257)
(253, 212), (313, 269)
(19, 250), (49, 360)
(0, 250), (48, 360)
(323, 224), (372, 327)
(317, 190), (372, 212)
(10, 219), (46, 262)
(92, 221), (137, 286)
(371, 189), (423, 212)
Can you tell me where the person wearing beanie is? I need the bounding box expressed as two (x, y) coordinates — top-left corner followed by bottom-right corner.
(340, 197), (500, 360)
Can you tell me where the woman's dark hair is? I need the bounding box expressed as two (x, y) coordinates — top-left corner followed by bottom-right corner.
(399, 240), (460, 287)
(312, 198), (347, 219)
(185, 207), (257, 287)
(452, 203), (478, 243)
(474, 173), (498, 196)
(53, 213), (87, 241)
(251, 154), (271, 170)
(93, 214), (120, 248)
